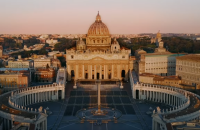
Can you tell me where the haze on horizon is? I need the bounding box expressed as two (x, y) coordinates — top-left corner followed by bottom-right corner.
(0, 0), (200, 34)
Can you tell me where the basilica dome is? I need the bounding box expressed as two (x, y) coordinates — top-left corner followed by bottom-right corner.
(87, 12), (110, 36)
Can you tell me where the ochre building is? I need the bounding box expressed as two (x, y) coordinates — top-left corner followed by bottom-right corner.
(34, 68), (56, 83)
(66, 12), (134, 81)
(134, 32), (185, 76)
(176, 54), (200, 89)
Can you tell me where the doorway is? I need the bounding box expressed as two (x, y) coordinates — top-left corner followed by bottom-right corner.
(71, 70), (75, 77)
(121, 70), (125, 78)
(97, 73), (100, 79)
(85, 73), (88, 79)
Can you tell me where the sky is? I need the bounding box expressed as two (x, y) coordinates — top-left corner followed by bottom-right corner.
(0, 0), (200, 34)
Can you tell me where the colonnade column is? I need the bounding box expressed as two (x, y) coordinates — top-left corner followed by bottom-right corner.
(35, 93), (37, 103)
(153, 91), (155, 101)
(160, 93), (162, 102)
(25, 95), (27, 106)
(29, 94), (31, 104)
(38, 92), (39, 102)
(150, 91), (152, 101)
(164, 93), (166, 103)
(166, 94), (168, 104)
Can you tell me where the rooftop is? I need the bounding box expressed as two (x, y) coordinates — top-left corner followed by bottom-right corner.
(144, 53), (185, 57)
(176, 54), (200, 62)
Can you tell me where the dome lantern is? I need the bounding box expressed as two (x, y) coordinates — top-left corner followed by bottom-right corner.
(96, 11), (101, 22)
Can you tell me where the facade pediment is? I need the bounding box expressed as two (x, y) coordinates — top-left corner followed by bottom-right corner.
(90, 57), (106, 61)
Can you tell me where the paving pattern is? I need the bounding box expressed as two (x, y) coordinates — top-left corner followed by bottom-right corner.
(27, 82), (171, 130)
(65, 90), (135, 116)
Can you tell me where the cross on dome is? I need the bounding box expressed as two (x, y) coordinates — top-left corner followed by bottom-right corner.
(96, 11), (101, 21)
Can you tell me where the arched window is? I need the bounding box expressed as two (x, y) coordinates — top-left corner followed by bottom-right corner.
(93, 40), (95, 43)
(115, 47), (116, 49)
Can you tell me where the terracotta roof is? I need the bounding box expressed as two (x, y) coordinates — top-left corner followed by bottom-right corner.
(120, 47), (129, 50)
(176, 54), (200, 62)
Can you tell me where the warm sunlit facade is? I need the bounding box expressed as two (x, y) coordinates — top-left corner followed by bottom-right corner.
(176, 54), (200, 89)
(135, 32), (186, 76)
(66, 12), (134, 81)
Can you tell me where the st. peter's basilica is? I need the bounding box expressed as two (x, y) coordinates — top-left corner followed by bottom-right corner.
(66, 12), (134, 81)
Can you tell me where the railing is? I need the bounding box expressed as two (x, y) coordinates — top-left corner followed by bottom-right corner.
(152, 96), (190, 116)
(0, 110), (35, 123)
(11, 123), (22, 130)
(8, 83), (64, 114)
(129, 71), (200, 123)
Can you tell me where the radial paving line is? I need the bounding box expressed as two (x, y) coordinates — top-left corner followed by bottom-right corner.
(132, 100), (150, 130)
(55, 103), (67, 130)
(49, 100), (65, 130)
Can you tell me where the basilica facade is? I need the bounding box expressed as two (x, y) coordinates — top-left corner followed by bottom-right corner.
(66, 12), (134, 81)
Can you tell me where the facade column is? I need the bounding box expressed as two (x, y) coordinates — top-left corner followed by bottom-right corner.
(75, 65), (78, 80)
(82, 65), (84, 79)
(104, 65), (106, 79)
(111, 64), (114, 79)
(117, 64), (121, 79)
(105, 64), (108, 79)
(90, 65), (93, 79)
(94, 65), (96, 79)
(100, 65), (102, 79)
